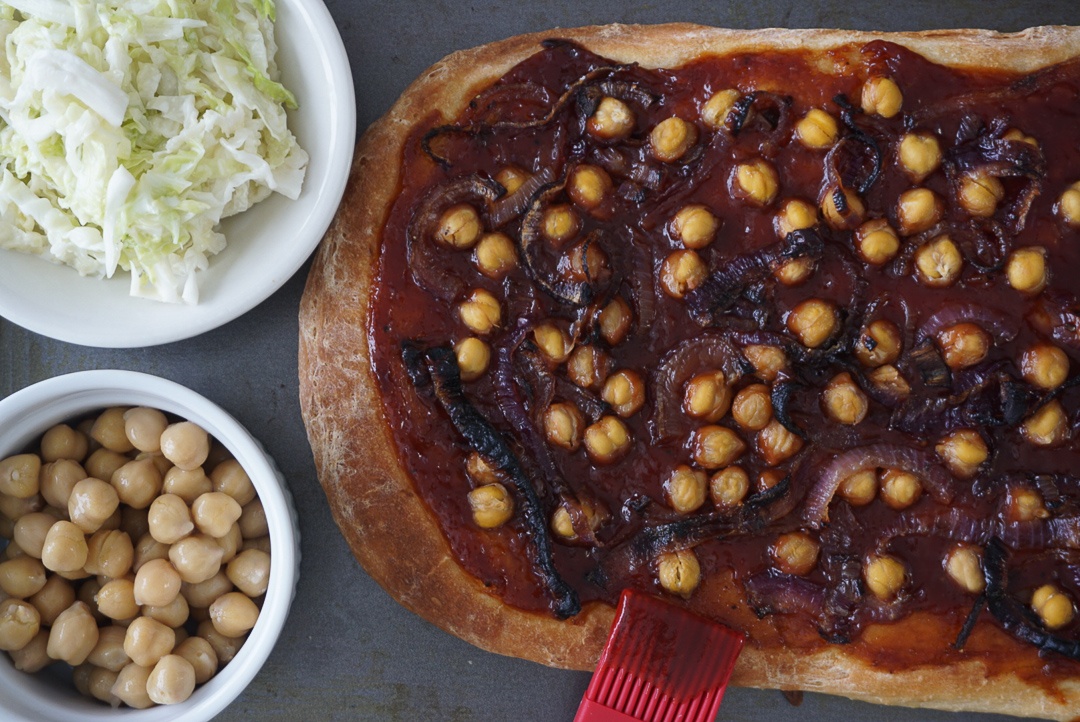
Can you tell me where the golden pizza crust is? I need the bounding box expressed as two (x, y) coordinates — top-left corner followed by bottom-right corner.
(299, 24), (1080, 720)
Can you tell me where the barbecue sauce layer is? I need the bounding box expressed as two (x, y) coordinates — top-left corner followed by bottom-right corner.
(370, 38), (1080, 678)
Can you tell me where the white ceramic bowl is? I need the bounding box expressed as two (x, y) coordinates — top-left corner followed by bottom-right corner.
(0, 0), (356, 348)
(0, 370), (300, 721)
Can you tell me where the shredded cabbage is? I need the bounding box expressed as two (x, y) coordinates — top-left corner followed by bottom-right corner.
(0, 0), (308, 303)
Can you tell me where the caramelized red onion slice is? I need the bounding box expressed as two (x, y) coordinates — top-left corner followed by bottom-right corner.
(406, 175), (505, 301)
(916, 303), (1019, 345)
(803, 445), (955, 527)
(649, 333), (745, 443)
(416, 345), (580, 618)
(486, 166), (555, 228)
(518, 180), (598, 306)
(983, 538), (1080, 662)
(745, 569), (825, 618)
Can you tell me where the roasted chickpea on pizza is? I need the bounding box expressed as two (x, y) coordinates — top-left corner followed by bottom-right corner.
(300, 24), (1080, 719)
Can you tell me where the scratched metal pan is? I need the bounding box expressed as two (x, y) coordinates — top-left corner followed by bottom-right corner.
(2, 0), (1079, 719)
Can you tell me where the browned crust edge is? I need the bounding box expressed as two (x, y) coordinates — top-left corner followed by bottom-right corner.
(298, 23), (1080, 720)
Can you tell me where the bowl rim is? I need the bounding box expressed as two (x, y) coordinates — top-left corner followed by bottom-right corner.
(0, 0), (356, 348)
(0, 369), (300, 721)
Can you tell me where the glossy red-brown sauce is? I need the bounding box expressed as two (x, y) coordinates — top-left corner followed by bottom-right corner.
(370, 39), (1080, 682)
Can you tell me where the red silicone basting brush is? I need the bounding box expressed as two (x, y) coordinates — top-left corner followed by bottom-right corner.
(574, 589), (745, 722)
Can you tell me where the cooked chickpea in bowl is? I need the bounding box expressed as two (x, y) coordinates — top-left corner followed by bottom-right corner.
(0, 370), (298, 722)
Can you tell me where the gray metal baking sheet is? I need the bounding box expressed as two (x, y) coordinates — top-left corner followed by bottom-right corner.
(3, 0), (1080, 719)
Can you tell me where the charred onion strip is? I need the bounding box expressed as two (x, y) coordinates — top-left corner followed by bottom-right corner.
(770, 380), (808, 439)
(418, 345), (580, 618)
(827, 94), (884, 195)
(726, 91), (794, 144)
(519, 180), (597, 306)
(804, 445), (955, 526)
(406, 175), (505, 301)
(649, 332), (746, 442)
(905, 338), (952, 388)
(685, 227), (825, 327)
(983, 538), (1080, 662)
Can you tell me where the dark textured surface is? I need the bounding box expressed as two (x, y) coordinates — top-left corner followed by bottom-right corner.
(3, 1), (1080, 719)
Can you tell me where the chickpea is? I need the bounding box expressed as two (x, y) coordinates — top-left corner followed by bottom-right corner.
(690, 425), (746, 470)
(465, 452), (500, 485)
(1006, 247), (1047, 294)
(0, 556), (46, 598)
(1032, 584), (1075, 630)
(533, 322), (573, 364)
(861, 76), (903, 118)
(898, 132), (942, 182)
(587, 96), (635, 140)
(95, 578), (140, 621)
(191, 491), (243, 539)
(215, 522), (243, 565)
(864, 554), (907, 600)
(1004, 128), (1039, 147)
(0, 494), (43, 527)
(88, 666), (120, 705)
(83, 529), (134, 578)
(937, 323), (991, 371)
(657, 548), (701, 598)
(821, 185), (865, 230)
(133, 532), (170, 572)
(542, 204), (580, 246)
(601, 370), (646, 418)
(701, 89), (740, 129)
(174, 636), (218, 685)
(227, 549), (271, 598)
(68, 477), (120, 533)
(448, 337), (491, 383)
(181, 571), (233, 609)
(124, 615), (175, 668)
(145, 494), (194, 546)
(880, 469), (923, 510)
(146, 654), (197, 705)
(85, 449), (129, 483)
(434, 204), (483, 250)
(90, 407), (135, 453)
(773, 257), (816, 287)
(13, 512), (54, 558)
(665, 465), (708, 514)
(473, 232), (517, 279)
(1058, 181), (1080, 227)
(854, 319), (902, 368)
(143, 593), (189, 628)
(40, 424), (89, 463)
(821, 372), (869, 425)
(210, 591), (260, 638)
(1022, 400), (1069, 447)
(935, 429), (989, 478)
(733, 159), (779, 206)
(29, 574), (75, 625)
(944, 544), (985, 594)
(756, 470), (785, 493)
(88, 625), (131, 671)
(39, 459), (86, 509)
(671, 204), (718, 249)
(731, 384), (772, 431)
(457, 288), (501, 335)
(896, 188), (943, 236)
(0, 454), (40, 499)
(543, 402), (584, 451)
(597, 297), (633, 347)
(169, 534), (225, 584)
(868, 364), (911, 399)
(568, 165), (612, 210)
(958, 171), (1005, 218)
(550, 498), (605, 541)
(709, 466), (750, 508)
(650, 116), (697, 163)
(495, 166), (528, 194)
(757, 419), (804, 466)
(659, 249), (708, 299)
(583, 416), (632, 465)
(1021, 344), (1070, 391)
(237, 499), (268, 540)
(855, 218), (900, 265)
(209, 459), (256, 506)
(774, 198), (818, 239)
(786, 298), (838, 349)
(683, 371), (732, 423)
(795, 108), (839, 149)
(161, 467), (212, 504)
(111, 662), (154, 709)
(122, 407), (168, 453)
(134, 558), (182, 607)
(10, 629), (49, 672)
(0, 598), (39, 651)
(111, 457), (164, 510)
(41, 520), (88, 573)
(48, 601), (99, 664)
(744, 344), (787, 382)
(915, 235), (963, 287)
(141, 451), (173, 477)
(770, 532), (820, 576)
(838, 469), (877, 507)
